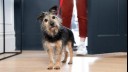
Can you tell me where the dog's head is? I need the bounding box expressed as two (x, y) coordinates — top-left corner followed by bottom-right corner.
(37, 6), (62, 36)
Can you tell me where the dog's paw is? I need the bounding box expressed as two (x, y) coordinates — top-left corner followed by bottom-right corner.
(54, 66), (60, 70)
(68, 61), (72, 64)
(47, 66), (53, 70)
(62, 60), (66, 63)
(47, 64), (53, 70)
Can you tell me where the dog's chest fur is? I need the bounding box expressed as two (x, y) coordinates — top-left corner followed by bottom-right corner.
(44, 29), (63, 42)
(43, 26), (74, 46)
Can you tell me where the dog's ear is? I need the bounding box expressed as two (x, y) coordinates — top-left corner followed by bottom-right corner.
(37, 12), (46, 21)
(49, 5), (58, 15)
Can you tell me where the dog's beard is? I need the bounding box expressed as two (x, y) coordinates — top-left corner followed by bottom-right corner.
(46, 26), (59, 37)
(50, 26), (57, 31)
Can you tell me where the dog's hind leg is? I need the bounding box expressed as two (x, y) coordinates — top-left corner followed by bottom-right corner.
(62, 47), (68, 63)
(67, 41), (73, 64)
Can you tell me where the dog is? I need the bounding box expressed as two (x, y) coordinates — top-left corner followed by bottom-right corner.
(37, 6), (75, 70)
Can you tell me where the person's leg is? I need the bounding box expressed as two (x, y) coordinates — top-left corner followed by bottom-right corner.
(61, 0), (73, 28)
(76, 0), (88, 55)
(77, 0), (87, 39)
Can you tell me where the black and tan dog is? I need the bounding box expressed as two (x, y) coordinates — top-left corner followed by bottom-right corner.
(38, 6), (75, 70)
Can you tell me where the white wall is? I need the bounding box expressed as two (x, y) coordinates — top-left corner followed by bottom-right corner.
(0, 0), (15, 52)
(0, 0), (4, 52)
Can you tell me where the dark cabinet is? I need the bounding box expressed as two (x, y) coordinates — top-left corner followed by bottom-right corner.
(88, 0), (127, 54)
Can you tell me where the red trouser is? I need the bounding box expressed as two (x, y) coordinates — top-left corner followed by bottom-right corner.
(61, 0), (87, 38)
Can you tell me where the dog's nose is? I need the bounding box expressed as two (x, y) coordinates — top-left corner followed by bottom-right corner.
(50, 22), (54, 26)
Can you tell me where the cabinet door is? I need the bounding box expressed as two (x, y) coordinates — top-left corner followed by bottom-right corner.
(88, 0), (127, 54)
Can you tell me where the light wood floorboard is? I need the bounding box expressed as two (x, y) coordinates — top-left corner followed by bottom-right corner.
(0, 51), (127, 72)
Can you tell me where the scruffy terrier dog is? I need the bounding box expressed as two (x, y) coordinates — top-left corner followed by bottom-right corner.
(37, 6), (75, 70)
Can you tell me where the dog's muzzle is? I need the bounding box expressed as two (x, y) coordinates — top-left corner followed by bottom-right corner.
(50, 21), (55, 27)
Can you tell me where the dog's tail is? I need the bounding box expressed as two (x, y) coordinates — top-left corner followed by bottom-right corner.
(68, 29), (76, 47)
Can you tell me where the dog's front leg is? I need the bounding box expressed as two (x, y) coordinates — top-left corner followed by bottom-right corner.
(54, 47), (61, 70)
(54, 40), (62, 70)
(47, 46), (54, 70)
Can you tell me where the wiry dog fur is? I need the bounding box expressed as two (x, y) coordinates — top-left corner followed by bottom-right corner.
(37, 6), (75, 70)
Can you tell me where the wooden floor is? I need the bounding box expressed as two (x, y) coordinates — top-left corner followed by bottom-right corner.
(0, 51), (127, 72)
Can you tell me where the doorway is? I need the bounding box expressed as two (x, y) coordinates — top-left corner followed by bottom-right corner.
(14, 0), (127, 54)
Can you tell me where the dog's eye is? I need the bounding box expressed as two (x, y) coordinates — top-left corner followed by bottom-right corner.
(52, 16), (56, 19)
(44, 19), (48, 22)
